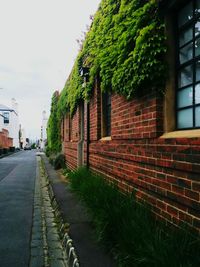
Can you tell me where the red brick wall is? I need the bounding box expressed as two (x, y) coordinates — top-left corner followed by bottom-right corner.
(63, 112), (79, 170)
(112, 93), (163, 139)
(0, 129), (13, 148)
(62, 87), (200, 233)
(89, 78), (101, 141)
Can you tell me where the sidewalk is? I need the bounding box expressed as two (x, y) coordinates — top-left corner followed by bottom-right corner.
(42, 155), (116, 267)
(30, 156), (68, 267)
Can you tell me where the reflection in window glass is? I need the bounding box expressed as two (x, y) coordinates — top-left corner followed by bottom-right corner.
(178, 2), (193, 27)
(179, 42), (193, 64)
(196, 61), (200, 81)
(180, 27), (193, 46)
(195, 21), (200, 36)
(195, 38), (200, 56)
(195, 106), (200, 126)
(195, 84), (200, 103)
(177, 108), (193, 128)
(178, 65), (193, 87)
(196, 1), (200, 14)
(178, 87), (193, 108)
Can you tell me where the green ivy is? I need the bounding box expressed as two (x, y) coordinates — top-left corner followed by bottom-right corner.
(47, 91), (61, 153)
(58, 0), (167, 115)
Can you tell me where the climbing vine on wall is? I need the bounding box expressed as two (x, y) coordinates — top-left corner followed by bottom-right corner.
(58, 0), (167, 115)
(47, 91), (61, 153)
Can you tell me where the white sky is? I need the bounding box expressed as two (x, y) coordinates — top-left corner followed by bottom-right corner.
(0, 0), (100, 140)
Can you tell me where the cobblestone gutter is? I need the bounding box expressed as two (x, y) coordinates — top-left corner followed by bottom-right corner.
(29, 156), (80, 267)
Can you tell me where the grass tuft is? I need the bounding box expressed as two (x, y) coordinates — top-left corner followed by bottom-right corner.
(67, 167), (200, 267)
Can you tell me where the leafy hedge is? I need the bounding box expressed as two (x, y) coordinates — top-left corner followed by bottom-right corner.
(58, 0), (167, 115)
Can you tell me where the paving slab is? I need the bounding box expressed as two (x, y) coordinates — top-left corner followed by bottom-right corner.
(42, 155), (116, 267)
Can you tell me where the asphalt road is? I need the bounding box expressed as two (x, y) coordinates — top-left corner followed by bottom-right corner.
(0, 150), (36, 267)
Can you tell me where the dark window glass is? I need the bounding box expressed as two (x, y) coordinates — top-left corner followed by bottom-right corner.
(177, 0), (200, 129)
(179, 26), (193, 46)
(177, 86), (193, 108)
(178, 65), (193, 87)
(195, 106), (200, 126)
(177, 108), (193, 128)
(195, 83), (200, 103)
(179, 42), (193, 64)
(3, 112), (9, 124)
(178, 2), (193, 27)
(195, 19), (200, 36)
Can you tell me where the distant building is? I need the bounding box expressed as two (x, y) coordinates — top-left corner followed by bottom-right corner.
(19, 124), (26, 149)
(0, 98), (20, 148)
(40, 110), (48, 150)
(0, 114), (13, 149)
(0, 114), (4, 131)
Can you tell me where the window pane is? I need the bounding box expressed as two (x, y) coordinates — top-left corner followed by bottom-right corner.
(195, 106), (200, 127)
(177, 86), (193, 108)
(179, 42), (193, 64)
(195, 1), (200, 14)
(178, 3), (193, 27)
(196, 61), (200, 82)
(195, 37), (200, 57)
(178, 65), (193, 87)
(177, 108), (193, 128)
(195, 83), (200, 103)
(3, 112), (9, 124)
(180, 27), (193, 46)
(195, 20), (200, 36)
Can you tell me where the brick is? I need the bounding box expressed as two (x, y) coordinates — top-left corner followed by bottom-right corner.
(167, 205), (178, 217)
(192, 163), (200, 173)
(172, 185), (184, 195)
(156, 200), (167, 210)
(61, 84), (200, 232)
(192, 182), (200, 192)
(185, 189), (199, 201)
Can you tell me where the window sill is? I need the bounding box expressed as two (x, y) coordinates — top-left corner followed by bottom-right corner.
(160, 129), (200, 139)
(100, 136), (112, 141)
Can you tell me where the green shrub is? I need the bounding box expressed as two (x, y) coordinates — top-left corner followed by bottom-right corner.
(31, 143), (36, 149)
(9, 147), (15, 152)
(3, 148), (8, 154)
(53, 153), (65, 170)
(49, 156), (55, 166)
(68, 167), (200, 267)
(45, 146), (52, 157)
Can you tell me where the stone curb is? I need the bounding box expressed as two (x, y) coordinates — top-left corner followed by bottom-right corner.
(40, 156), (80, 267)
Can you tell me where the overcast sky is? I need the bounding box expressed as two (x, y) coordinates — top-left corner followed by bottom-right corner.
(0, 0), (100, 140)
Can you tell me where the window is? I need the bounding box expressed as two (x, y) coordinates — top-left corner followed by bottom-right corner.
(101, 92), (111, 137)
(3, 112), (9, 124)
(177, 0), (200, 129)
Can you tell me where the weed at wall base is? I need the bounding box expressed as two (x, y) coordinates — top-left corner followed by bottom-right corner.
(66, 167), (200, 267)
